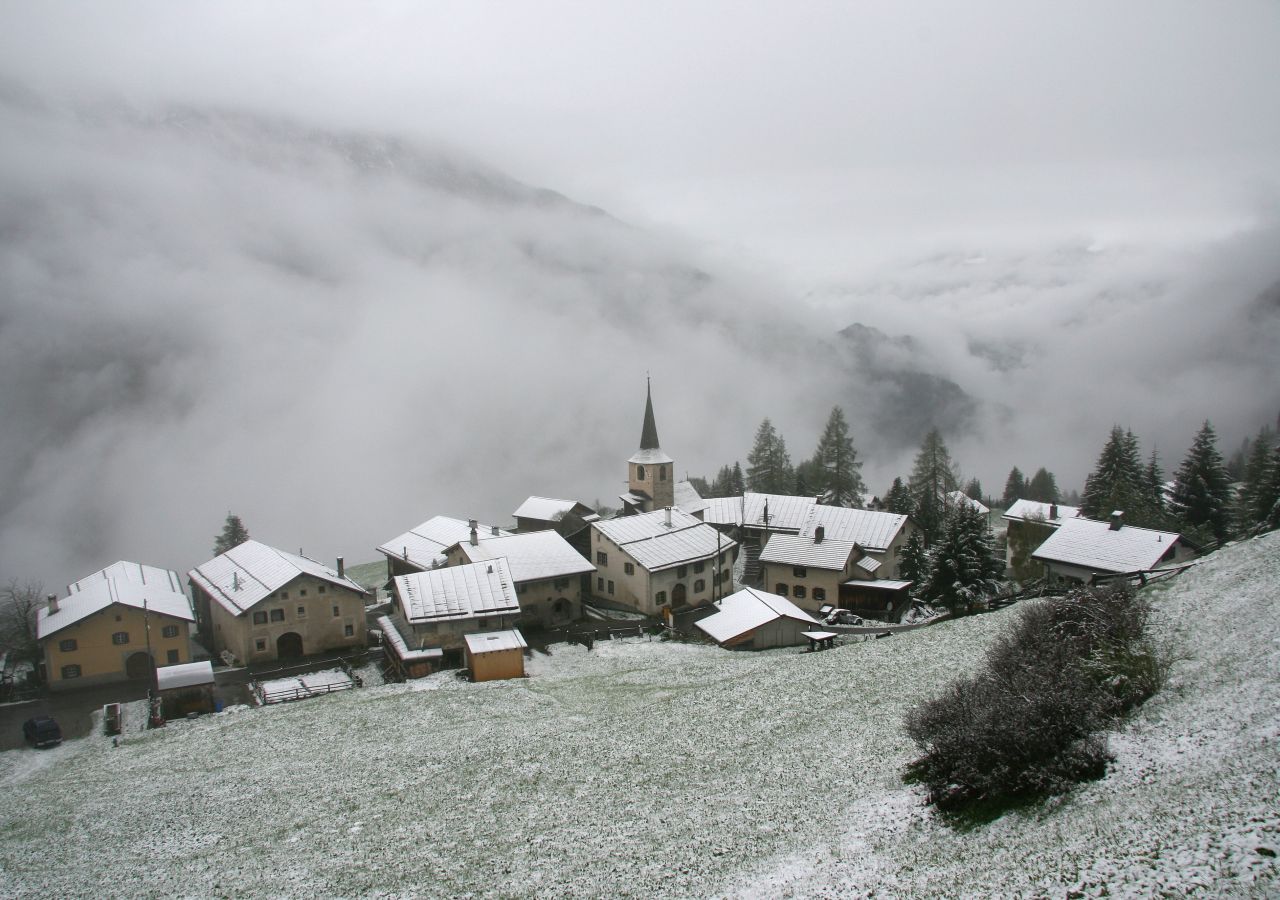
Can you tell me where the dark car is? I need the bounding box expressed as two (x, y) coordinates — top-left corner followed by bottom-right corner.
(22, 716), (62, 748)
(825, 610), (863, 626)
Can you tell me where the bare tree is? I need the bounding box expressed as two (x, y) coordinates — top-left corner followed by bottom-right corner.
(0, 579), (44, 665)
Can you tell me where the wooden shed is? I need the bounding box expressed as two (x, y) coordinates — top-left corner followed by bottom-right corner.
(694, 587), (822, 650)
(464, 629), (527, 682)
(155, 660), (216, 718)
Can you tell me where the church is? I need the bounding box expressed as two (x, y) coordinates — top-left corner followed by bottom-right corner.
(617, 380), (708, 519)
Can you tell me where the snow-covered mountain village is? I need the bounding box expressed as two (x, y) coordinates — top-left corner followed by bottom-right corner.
(1, 379), (1278, 896)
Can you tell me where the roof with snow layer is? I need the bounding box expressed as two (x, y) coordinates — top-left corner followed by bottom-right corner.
(188, 540), (366, 618)
(695, 587), (821, 645)
(377, 515), (512, 571)
(393, 558), (520, 623)
(1031, 516), (1183, 574)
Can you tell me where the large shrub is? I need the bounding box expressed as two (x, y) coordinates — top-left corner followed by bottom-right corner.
(904, 585), (1165, 819)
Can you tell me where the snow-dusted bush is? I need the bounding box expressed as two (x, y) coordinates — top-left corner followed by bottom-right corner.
(904, 585), (1164, 819)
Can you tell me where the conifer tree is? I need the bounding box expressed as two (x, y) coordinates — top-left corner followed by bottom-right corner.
(213, 513), (250, 556)
(812, 406), (866, 507)
(883, 477), (914, 515)
(916, 503), (1002, 613)
(1253, 440), (1280, 531)
(1002, 467), (1025, 506)
(1144, 449), (1166, 512)
(1169, 421), (1233, 543)
(1080, 426), (1147, 520)
(731, 462), (746, 496)
(899, 529), (928, 587)
(1237, 427), (1276, 528)
(908, 428), (960, 544)
(1026, 468), (1060, 504)
(746, 419), (795, 495)
(964, 478), (983, 503)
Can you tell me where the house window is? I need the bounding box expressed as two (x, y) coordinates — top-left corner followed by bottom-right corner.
(660, 466), (667, 481)
(597, 551), (608, 566)
(59, 638), (77, 652)
(607, 580), (615, 595)
(694, 561), (705, 574)
(112, 631), (130, 645)
(281, 591), (289, 600)
(597, 577), (604, 591)
(255, 639), (267, 652)
(775, 584), (789, 597)
(344, 624), (354, 637)
(253, 611), (268, 625)
(637, 465), (646, 481)
(332, 606), (340, 617)
(317, 584), (326, 594)
(61, 664), (81, 679)
(270, 609), (285, 622)
(794, 585), (807, 599)
(793, 566), (807, 578)
(297, 606), (306, 617)
(624, 562), (634, 576)
(166, 649), (180, 664)
(694, 579), (706, 592)
(115, 614), (122, 621)
(655, 591), (667, 605)
(813, 588), (826, 602)
(162, 625), (179, 638)
(299, 589), (307, 597)
(676, 565), (687, 578)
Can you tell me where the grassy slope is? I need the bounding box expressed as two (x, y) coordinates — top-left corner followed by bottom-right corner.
(0, 533), (1275, 897)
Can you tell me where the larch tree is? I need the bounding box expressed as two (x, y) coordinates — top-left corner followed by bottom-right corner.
(746, 419), (795, 495)
(1002, 467), (1026, 506)
(214, 513), (251, 556)
(908, 428), (960, 545)
(1169, 421), (1233, 544)
(812, 406), (866, 507)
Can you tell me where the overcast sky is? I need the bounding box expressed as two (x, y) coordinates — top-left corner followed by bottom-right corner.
(2, 2), (1278, 587)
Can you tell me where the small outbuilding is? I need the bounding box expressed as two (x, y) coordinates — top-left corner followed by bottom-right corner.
(155, 660), (216, 718)
(694, 587), (822, 650)
(464, 629), (528, 682)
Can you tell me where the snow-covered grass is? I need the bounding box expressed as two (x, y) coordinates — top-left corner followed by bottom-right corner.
(0, 533), (1276, 896)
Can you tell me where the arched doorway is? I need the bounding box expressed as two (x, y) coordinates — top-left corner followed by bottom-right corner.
(125, 651), (155, 680)
(671, 583), (687, 608)
(276, 632), (304, 659)
(551, 598), (572, 623)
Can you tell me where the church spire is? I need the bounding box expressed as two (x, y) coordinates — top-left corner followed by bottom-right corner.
(639, 377), (661, 451)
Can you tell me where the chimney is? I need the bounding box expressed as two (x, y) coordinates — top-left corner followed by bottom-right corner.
(814, 525), (825, 544)
(491, 525), (500, 537)
(469, 519), (479, 546)
(336, 557), (345, 579)
(402, 546), (408, 561)
(1049, 503), (1059, 520)
(664, 507), (672, 528)
(46, 594), (59, 615)
(1109, 510), (1124, 531)
(232, 571), (240, 591)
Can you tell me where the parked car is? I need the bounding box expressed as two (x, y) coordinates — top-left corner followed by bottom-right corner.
(825, 610), (863, 626)
(22, 716), (62, 748)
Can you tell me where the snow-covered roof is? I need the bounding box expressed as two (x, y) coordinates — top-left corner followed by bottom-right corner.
(856, 555), (882, 575)
(673, 480), (709, 516)
(38, 576), (194, 640)
(618, 491), (649, 508)
(759, 533), (859, 570)
(945, 491), (990, 515)
(156, 660), (215, 692)
(700, 493), (819, 531)
(841, 578), (912, 591)
(452, 531), (595, 583)
(1031, 517), (1183, 574)
(68, 560), (185, 595)
(188, 540), (366, 618)
(464, 629), (528, 656)
(800, 506), (909, 551)
(1003, 499), (1081, 526)
(628, 447), (674, 465)
(593, 508), (736, 573)
(377, 515), (512, 571)
(701, 496), (745, 527)
(394, 558), (520, 624)
(377, 615), (444, 662)
(695, 587), (820, 645)
(512, 496), (593, 522)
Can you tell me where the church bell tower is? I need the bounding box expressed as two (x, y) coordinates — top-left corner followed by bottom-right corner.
(627, 379), (675, 511)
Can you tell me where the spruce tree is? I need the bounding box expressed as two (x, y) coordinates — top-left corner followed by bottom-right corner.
(731, 462), (746, 496)
(1002, 467), (1025, 506)
(883, 477), (914, 515)
(1144, 449), (1166, 512)
(214, 513), (250, 556)
(916, 503), (1002, 613)
(1026, 468), (1060, 504)
(1081, 426), (1147, 520)
(1254, 440), (1280, 531)
(812, 406), (866, 507)
(964, 478), (983, 503)
(1169, 421), (1233, 543)
(908, 428), (960, 545)
(899, 529), (928, 587)
(746, 419), (795, 495)
(1237, 427), (1276, 528)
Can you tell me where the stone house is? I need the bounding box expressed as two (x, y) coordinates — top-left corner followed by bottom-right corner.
(188, 541), (367, 665)
(511, 496), (600, 560)
(385, 558), (522, 667)
(1031, 512), (1195, 586)
(376, 515), (511, 580)
(759, 527), (913, 620)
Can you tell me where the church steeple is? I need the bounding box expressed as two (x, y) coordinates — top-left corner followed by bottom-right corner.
(639, 377), (661, 451)
(627, 378), (674, 511)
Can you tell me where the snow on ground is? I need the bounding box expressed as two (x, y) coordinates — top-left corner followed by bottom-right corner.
(0, 532), (1276, 897)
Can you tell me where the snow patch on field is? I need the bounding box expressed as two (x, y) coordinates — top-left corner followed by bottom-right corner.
(0, 532), (1276, 896)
